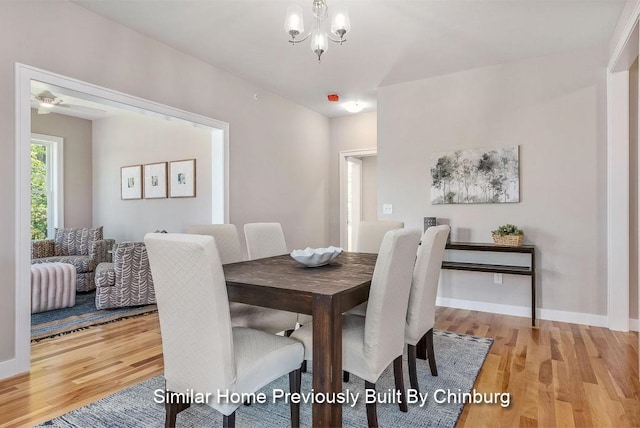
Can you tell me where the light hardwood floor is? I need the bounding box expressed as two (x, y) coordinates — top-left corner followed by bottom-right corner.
(0, 308), (638, 427)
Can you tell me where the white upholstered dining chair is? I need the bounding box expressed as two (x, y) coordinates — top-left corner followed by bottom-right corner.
(186, 224), (243, 264)
(187, 223), (298, 336)
(355, 220), (405, 253)
(405, 224), (450, 392)
(347, 220), (405, 318)
(243, 222), (299, 333)
(244, 222), (288, 260)
(290, 228), (421, 427)
(144, 233), (304, 428)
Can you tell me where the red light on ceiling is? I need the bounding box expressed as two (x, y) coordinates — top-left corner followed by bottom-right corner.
(327, 94), (339, 102)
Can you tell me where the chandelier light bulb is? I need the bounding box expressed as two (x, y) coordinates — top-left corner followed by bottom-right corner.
(285, 4), (304, 39)
(310, 26), (328, 61)
(331, 5), (350, 40)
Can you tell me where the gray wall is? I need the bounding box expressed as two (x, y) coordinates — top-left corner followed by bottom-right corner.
(0, 2), (329, 366)
(378, 47), (608, 316)
(30, 109), (93, 228)
(92, 115), (212, 242)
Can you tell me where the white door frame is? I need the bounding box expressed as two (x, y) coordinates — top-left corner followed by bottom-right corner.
(339, 148), (376, 249)
(5, 63), (230, 379)
(346, 156), (362, 251)
(607, 4), (640, 333)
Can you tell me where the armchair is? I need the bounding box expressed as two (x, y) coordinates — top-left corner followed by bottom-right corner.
(31, 226), (114, 292)
(95, 242), (156, 310)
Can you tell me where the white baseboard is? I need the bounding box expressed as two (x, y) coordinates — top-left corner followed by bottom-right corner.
(538, 307), (608, 328)
(436, 296), (532, 319)
(0, 357), (24, 381)
(631, 318), (639, 332)
(435, 297), (612, 328)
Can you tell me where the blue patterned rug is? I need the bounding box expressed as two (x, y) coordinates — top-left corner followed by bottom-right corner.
(31, 291), (157, 342)
(38, 331), (494, 427)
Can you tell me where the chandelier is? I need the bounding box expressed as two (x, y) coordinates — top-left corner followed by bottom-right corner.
(284, 0), (351, 62)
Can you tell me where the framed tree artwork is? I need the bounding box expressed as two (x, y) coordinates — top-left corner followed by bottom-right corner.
(430, 145), (520, 204)
(121, 165), (142, 200)
(169, 159), (196, 198)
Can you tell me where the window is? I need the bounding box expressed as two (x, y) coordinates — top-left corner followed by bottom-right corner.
(30, 134), (63, 239)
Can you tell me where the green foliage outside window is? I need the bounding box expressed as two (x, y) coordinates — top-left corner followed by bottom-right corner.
(31, 144), (48, 240)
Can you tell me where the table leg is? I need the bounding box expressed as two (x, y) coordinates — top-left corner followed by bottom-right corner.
(312, 294), (342, 427)
(531, 250), (536, 327)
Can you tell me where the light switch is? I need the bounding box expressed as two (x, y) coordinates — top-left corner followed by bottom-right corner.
(494, 273), (503, 284)
(383, 204), (393, 215)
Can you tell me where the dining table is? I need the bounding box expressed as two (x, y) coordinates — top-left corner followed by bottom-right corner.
(223, 252), (377, 427)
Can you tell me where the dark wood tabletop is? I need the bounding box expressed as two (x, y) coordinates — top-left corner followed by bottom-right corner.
(224, 252), (377, 314)
(223, 252), (378, 427)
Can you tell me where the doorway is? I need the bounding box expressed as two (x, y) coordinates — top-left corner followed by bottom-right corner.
(11, 64), (229, 377)
(339, 148), (377, 250)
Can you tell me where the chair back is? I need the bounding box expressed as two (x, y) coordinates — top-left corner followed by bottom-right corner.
(144, 233), (236, 395)
(244, 223), (288, 260)
(356, 220), (404, 253)
(186, 224), (243, 264)
(113, 241), (154, 292)
(405, 225), (450, 344)
(54, 226), (104, 256)
(363, 228), (421, 371)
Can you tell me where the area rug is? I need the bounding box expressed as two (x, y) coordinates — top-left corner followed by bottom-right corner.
(38, 330), (493, 427)
(31, 291), (157, 342)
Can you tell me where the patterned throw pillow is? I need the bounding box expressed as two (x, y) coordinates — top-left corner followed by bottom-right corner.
(54, 226), (104, 256)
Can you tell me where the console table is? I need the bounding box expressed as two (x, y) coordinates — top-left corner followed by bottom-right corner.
(441, 242), (536, 326)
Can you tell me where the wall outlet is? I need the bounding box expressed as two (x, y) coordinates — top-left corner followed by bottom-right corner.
(494, 273), (503, 284)
(382, 204), (393, 215)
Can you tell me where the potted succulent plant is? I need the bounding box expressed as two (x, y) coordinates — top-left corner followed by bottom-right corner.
(491, 224), (524, 246)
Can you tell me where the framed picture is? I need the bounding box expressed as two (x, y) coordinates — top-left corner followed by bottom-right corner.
(430, 145), (520, 204)
(169, 159), (196, 198)
(143, 162), (167, 199)
(121, 165), (142, 200)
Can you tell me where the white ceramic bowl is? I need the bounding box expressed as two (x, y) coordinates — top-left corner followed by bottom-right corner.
(290, 246), (343, 267)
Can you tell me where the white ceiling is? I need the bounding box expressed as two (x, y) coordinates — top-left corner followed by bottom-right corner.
(74, 0), (625, 118)
(31, 80), (129, 120)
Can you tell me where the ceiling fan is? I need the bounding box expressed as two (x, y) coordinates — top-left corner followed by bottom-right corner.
(31, 90), (107, 116)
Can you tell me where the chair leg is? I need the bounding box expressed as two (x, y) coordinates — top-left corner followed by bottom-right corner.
(416, 332), (427, 360)
(425, 328), (438, 376)
(223, 412), (236, 428)
(407, 344), (419, 393)
(164, 391), (190, 428)
(165, 401), (178, 428)
(393, 356), (408, 413)
(289, 367), (302, 428)
(301, 360), (307, 373)
(343, 371), (350, 382)
(365, 381), (378, 428)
